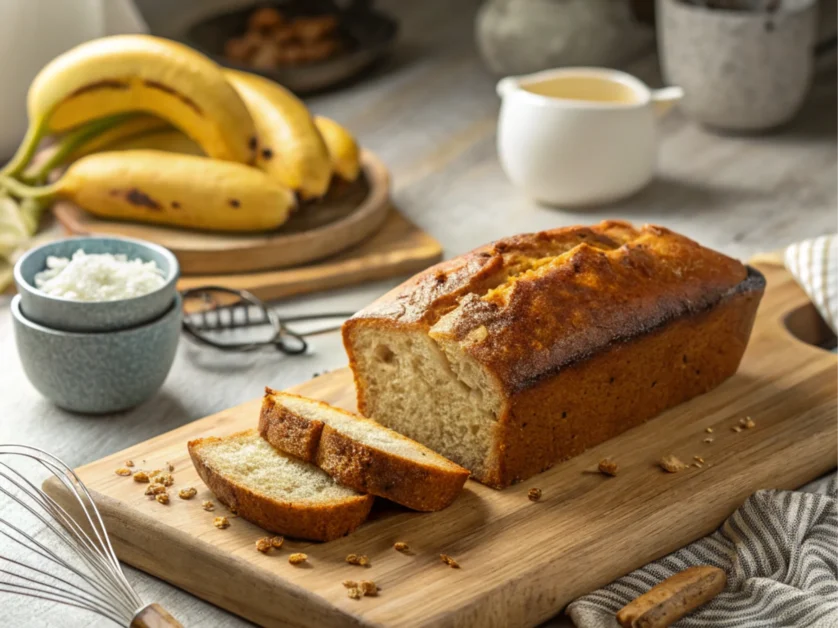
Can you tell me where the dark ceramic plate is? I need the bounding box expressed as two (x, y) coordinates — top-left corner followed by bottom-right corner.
(184, 0), (398, 93)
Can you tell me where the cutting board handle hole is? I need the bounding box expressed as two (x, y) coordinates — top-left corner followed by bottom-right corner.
(784, 302), (837, 351)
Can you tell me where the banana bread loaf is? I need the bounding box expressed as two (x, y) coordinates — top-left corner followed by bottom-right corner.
(342, 220), (765, 488)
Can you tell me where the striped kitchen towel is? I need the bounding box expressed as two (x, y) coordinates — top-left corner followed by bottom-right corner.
(567, 474), (838, 627)
(567, 237), (838, 627)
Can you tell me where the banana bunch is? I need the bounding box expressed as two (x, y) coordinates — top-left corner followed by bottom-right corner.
(0, 33), (362, 240)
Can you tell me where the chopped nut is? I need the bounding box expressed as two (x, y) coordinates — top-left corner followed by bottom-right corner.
(155, 493), (170, 505)
(202, 500), (215, 511)
(346, 554), (370, 567)
(359, 581), (378, 596)
(115, 467), (132, 477)
(705, 427), (713, 434)
(155, 473), (174, 487)
(693, 456), (705, 464)
(703, 437), (715, 444)
(527, 487), (542, 502)
(740, 416), (756, 429)
(598, 458), (619, 477)
(178, 487), (197, 500)
(125, 460), (135, 467)
(440, 554), (460, 568)
(133, 471), (150, 483)
(270, 536), (284, 549)
(256, 538), (272, 553)
(144, 483), (167, 496)
(213, 516), (230, 529)
(288, 553), (307, 565)
(659, 455), (688, 473)
(394, 542), (409, 553)
(343, 580), (358, 588)
(166, 462), (175, 472)
(358, 555), (370, 567)
(346, 586), (362, 600)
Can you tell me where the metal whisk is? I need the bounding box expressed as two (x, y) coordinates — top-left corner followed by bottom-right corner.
(0, 445), (182, 627)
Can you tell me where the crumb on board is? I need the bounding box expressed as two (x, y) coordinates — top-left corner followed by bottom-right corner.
(155, 472), (174, 487)
(346, 554), (370, 567)
(166, 462), (175, 472)
(271, 536), (284, 549)
(740, 416), (756, 429)
(115, 467), (132, 477)
(256, 538), (272, 554)
(598, 458), (618, 477)
(732, 426), (743, 433)
(132, 471), (150, 483)
(528, 487), (543, 501)
(659, 455), (688, 473)
(440, 554), (460, 568)
(125, 460), (135, 467)
(202, 500), (215, 511)
(343, 580), (358, 588)
(155, 493), (170, 505)
(359, 581), (378, 596)
(694, 456), (705, 464)
(704, 437), (714, 444)
(178, 487), (197, 500)
(394, 542), (409, 553)
(145, 483), (166, 496)
(705, 427), (713, 434)
(288, 553), (307, 565)
(346, 586), (362, 600)
(213, 516), (230, 529)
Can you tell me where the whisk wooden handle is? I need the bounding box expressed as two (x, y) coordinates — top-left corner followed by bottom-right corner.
(130, 603), (184, 627)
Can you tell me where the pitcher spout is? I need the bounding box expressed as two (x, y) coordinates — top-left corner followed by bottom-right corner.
(496, 76), (520, 98)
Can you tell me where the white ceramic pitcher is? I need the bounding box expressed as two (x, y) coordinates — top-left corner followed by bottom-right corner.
(496, 67), (683, 207)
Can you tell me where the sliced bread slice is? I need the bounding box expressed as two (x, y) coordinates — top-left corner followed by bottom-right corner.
(188, 429), (374, 541)
(259, 388), (470, 512)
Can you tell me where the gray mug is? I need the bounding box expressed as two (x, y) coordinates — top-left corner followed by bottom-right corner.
(657, 0), (819, 132)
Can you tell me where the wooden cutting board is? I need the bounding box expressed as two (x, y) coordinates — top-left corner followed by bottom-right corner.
(44, 263), (837, 628)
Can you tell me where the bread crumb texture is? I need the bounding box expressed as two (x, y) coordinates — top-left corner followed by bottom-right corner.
(288, 553), (307, 565)
(598, 458), (618, 476)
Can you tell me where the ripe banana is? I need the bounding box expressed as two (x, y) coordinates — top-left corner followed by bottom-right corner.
(99, 128), (204, 156)
(313, 116), (362, 182)
(5, 35), (256, 176)
(225, 69), (331, 200)
(4, 150), (295, 232)
(69, 114), (171, 161)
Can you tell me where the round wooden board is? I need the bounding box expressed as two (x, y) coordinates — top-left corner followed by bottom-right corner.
(53, 149), (391, 275)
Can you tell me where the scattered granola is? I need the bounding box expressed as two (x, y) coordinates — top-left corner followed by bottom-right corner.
(115, 467), (132, 477)
(440, 554), (460, 569)
(359, 581), (378, 596)
(705, 427), (713, 434)
(178, 487), (197, 500)
(598, 458), (618, 477)
(271, 536), (284, 549)
(346, 554), (370, 566)
(394, 542), (409, 553)
(346, 586), (362, 600)
(659, 455), (688, 473)
(155, 493), (170, 505)
(256, 538), (272, 554)
(213, 516), (230, 529)
(133, 471), (150, 483)
(166, 462), (175, 472)
(155, 472), (175, 487)
(703, 437), (715, 444)
(740, 416), (756, 429)
(202, 500), (215, 511)
(125, 460), (135, 467)
(528, 487), (542, 502)
(343, 580), (358, 588)
(288, 553), (307, 565)
(144, 483), (166, 496)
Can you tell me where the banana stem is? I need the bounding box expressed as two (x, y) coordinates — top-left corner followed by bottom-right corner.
(0, 118), (49, 178)
(0, 175), (59, 200)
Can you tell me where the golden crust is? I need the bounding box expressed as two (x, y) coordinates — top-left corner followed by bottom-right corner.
(259, 391), (469, 511)
(259, 387), (322, 462)
(188, 431), (374, 541)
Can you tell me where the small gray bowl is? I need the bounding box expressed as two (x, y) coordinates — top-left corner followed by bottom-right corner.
(14, 236), (179, 332)
(12, 293), (182, 414)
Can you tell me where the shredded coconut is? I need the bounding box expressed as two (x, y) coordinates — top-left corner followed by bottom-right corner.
(34, 249), (165, 301)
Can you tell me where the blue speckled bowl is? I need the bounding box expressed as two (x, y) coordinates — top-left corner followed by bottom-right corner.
(14, 236), (179, 333)
(12, 293), (181, 414)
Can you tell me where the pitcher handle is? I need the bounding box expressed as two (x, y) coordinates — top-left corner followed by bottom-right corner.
(651, 86), (684, 117)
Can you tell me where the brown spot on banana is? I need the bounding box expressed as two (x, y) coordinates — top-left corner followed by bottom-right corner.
(249, 136), (258, 151)
(69, 80), (130, 97)
(261, 148), (273, 160)
(142, 80), (203, 116)
(125, 189), (162, 210)
(171, 201), (181, 209)
(229, 199), (240, 208)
